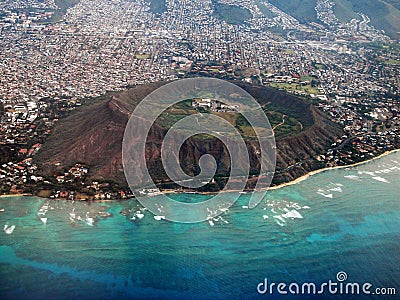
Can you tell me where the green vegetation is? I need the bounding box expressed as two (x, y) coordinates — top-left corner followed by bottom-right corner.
(379, 58), (400, 65)
(359, 42), (400, 53)
(385, 59), (400, 65)
(263, 111), (282, 127)
(300, 76), (316, 81)
(154, 100), (195, 128)
(386, 0), (400, 10)
(264, 111), (302, 138)
(212, 0), (252, 25)
(156, 101), (256, 141)
(313, 63), (326, 70)
(154, 96), (307, 141)
(135, 53), (151, 59)
(255, 0), (277, 19)
(149, 0), (167, 16)
(333, 0), (400, 39)
(332, 0), (359, 22)
(54, 0), (81, 11)
(269, 82), (319, 95)
(267, 0), (400, 39)
(261, 99), (314, 129)
(268, 0), (318, 23)
(49, 0), (81, 22)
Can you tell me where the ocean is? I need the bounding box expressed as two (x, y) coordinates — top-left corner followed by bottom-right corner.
(1, 152), (399, 299)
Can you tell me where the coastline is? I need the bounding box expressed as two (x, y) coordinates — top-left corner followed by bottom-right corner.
(269, 148), (400, 191)
(0, 193), (32, 199)
(0, 149), (399, 200)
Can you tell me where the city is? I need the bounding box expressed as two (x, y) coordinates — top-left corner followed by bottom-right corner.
(0, 1), (399, 299)
(0, 0), (399, 198)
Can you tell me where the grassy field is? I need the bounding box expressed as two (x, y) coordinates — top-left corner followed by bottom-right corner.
(381, 58), (400, 65)
(269, 82), (319, 95)
(154, 98), (304, 141)
(300, 76), (316, 81)
(135, 53), (151, 59)
(314, 63), (326, 70)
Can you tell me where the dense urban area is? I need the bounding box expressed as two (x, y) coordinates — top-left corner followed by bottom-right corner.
(0, 0), (399, 199)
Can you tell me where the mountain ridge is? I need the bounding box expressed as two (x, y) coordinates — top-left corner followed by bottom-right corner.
(268, 0), (400, 39)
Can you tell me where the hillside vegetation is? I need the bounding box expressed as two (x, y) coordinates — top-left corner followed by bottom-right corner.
(268, 0), (400, 39)
(212, 0), (252, 25)
(333, 0), (400, 39)
(149, 0), (167, 16)
(268, 0), (318, 23)
(51, 0), (81, 22)
(54, 0), (81, 11)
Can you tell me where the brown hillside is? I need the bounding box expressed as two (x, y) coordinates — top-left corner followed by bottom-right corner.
(35, 82), (342, 188)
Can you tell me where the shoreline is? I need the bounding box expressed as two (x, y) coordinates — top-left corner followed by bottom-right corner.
(0, 149), (399, 200)
(269, 148), (400, 191)
(0, 193), (32, 199)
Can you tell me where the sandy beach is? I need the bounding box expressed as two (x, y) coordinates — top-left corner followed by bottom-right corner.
(269, 149), (400, 191)
(0, 149), (398, 199)
(0, 193), (32, 199)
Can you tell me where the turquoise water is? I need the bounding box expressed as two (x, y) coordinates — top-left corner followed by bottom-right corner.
(1, 152), (399, 299)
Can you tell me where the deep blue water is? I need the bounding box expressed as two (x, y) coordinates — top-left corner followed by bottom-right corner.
(0, 152), (399, 299)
